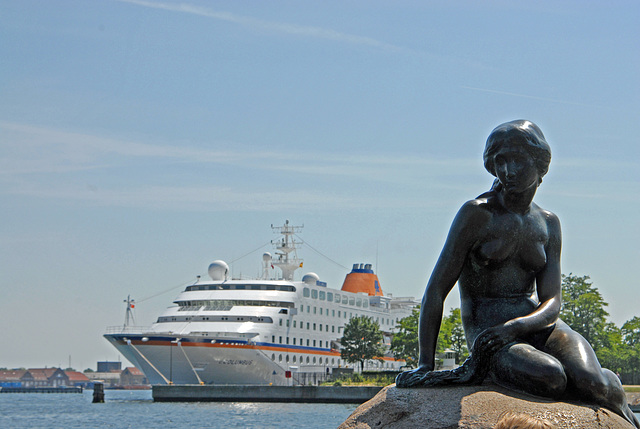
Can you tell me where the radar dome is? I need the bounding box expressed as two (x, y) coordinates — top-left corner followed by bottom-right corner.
(263, 252), (272, 261)
(302, 272), (320, 286)
(208, 260), (229, 281)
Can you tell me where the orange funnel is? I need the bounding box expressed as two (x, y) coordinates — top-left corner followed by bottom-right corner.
(341, 263), (383, 296)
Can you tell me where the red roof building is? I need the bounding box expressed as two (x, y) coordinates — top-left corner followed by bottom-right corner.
(0, 369), (27, 385)
(120, 367), (149, 386)
(23, 368), (69, 387)
(65, 370), (91, 387)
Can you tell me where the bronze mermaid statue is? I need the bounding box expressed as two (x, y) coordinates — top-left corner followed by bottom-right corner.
(395, 120), (639, 427)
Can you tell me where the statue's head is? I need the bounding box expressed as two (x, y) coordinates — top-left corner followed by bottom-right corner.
(483, 120), (551, 183)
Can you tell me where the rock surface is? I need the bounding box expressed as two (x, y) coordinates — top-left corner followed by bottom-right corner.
(339, 384), (634, 429)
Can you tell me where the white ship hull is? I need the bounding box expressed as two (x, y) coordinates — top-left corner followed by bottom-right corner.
(103, 333), (393, 386)
(105, 336), (289, 385)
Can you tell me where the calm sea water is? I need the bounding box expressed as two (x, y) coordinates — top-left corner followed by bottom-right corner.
(0, 390), (357, 429)
(4, 390), (638, 428)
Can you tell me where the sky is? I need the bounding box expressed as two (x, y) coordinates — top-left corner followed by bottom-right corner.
(1, 0), (639, 371)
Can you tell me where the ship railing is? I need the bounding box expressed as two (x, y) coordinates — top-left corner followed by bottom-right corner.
(105, 326), (151, 335)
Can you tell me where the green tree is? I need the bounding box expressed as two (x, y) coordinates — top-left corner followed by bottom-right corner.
(340, 316), (386, 372)
(436, 309), (453, 355)
(595, 323), (624, 373)
(560, 274), (610, 351)
(621, 317), (640, 347)
(390, 306), (469, 368)
(390, 306), (420, 368)
(444, 308), (468, 363)
(620, 317), (640, 381)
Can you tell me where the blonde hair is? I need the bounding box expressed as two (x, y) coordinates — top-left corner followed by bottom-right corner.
(494, 412), (553, 429)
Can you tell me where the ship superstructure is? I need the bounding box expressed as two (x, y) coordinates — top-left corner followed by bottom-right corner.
(104, 222), (418, 385)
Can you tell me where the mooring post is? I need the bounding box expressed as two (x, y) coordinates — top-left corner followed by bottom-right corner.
(92, 382), (105, 403)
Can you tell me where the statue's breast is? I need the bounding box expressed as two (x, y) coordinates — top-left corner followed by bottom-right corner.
(472, 212), (548, 273)
(476, 237), (515, 266)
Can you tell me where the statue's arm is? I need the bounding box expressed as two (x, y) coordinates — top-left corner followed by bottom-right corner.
(476, 212), (562, 353)
(417, 201), (487, 370)
(531, 211), (562, 327)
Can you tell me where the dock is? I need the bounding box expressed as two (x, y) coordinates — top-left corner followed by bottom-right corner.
(0, 386), (83, 394)
(152, 384), (640, 413)
(152, 384), (383, 403)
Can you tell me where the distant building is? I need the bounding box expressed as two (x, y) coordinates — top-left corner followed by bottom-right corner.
(65, 370), (91, 388)
(21, 368), (69, 387)
(97, 361), (122, 373)
(0, 368), (81, 388)
(0, 365), (147, 389)
(0, 369), (27, 388)
(84, 371), (121, 388)
(439, 349), (457, 371)
(120, 367), (149, 386)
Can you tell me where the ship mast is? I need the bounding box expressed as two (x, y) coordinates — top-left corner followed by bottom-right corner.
(123, 295), (136, 328)
(270, 220), (303, 281)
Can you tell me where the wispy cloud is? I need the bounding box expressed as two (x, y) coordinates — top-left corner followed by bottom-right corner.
(0, 121), (478, 211)
(1, 121), (248, 174)
(460, 85), (607, 109)
(4, 121), (634, 212)
(6, 122), (636, 177)
(115, 0), (413, 54)
(0, 121), (474, 179)
(5, 180), (441, 212)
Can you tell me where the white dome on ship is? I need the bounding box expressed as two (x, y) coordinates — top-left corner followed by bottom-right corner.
(208, 260), (229, 281)
(302, 272), (320, 285)
(263, 252), (272, 261)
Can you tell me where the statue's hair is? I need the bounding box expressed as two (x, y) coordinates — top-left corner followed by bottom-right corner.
(483, 119), (551, 182)
(494, 412), (554, 429)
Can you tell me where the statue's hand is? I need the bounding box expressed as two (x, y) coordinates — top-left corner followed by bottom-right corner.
(473, 324), (517, 355)
(395, 365), (433, 388)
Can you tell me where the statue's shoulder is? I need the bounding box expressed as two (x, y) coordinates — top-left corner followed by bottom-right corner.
(462, 193), (497, 213)
(455, 197), (495, 227)
(533, 204), (561, 229)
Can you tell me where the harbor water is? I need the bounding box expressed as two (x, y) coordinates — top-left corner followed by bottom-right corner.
(0, 389), (357, 429)
(4, 389), (639, 428)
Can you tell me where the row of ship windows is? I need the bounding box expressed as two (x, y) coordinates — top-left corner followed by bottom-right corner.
(279, 320), (339, 333)
(176, 300), (395, 326)
(270, 354), (395, 369)
(186, 284), (296, 292)
(272, 336), (332, 348)
(177, 300), (294, 311)
(303, 288), (369, 308)
(162, 310), (396, 329)
(165, 311), (395, 329)
(157, 316), (273, 323)
(283, 310), (397, 327)
(183, 283), (379, 314)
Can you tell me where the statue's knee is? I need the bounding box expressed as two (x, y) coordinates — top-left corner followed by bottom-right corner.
(491, 360), (566, 398)
(527, 359), (567, 398)
(544, 368), (567, 397)
(520, 361), (567, 398)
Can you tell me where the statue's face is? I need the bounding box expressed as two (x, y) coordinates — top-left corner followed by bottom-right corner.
(492, 142), (539, 193)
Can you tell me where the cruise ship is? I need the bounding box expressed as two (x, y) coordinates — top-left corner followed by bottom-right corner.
(104, 221), (418, 385)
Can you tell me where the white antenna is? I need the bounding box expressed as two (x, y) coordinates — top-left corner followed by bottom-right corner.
(270, 220), (303, 280)
(376, 240), (379, 274)
(262, 252), (273, 280)
(123, 295), (136, 328)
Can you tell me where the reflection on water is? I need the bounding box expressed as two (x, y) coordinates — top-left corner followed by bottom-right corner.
(0, 390), (357, 429)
